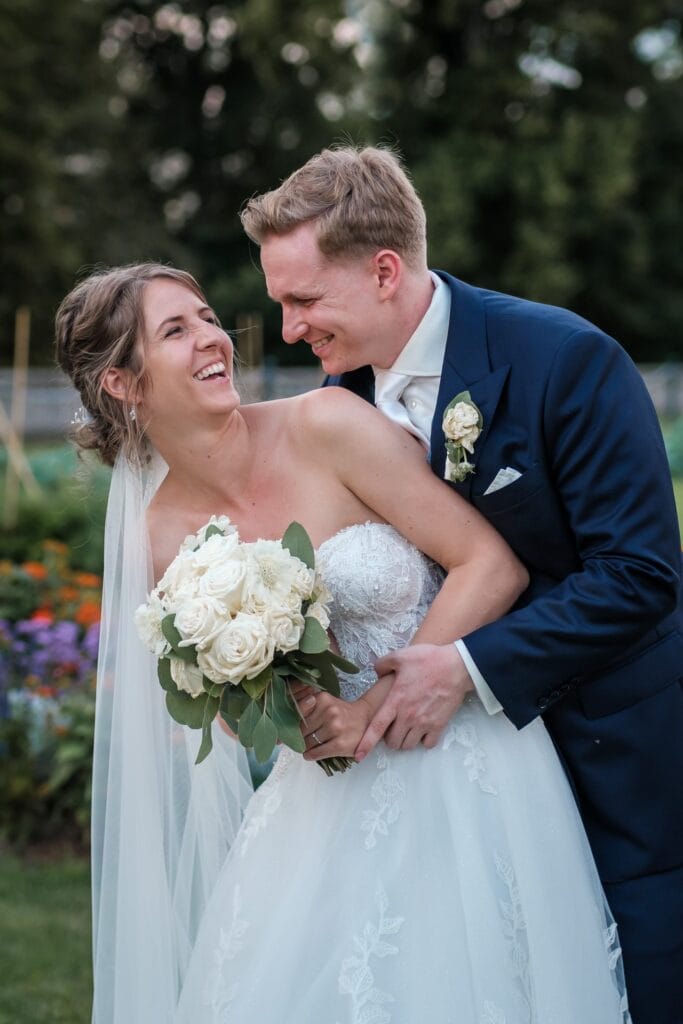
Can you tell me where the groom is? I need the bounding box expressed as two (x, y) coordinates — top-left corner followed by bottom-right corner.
(240, 145), (683, 1023)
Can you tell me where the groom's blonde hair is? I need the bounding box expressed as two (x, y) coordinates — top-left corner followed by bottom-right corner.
(240, 145), (427, 270)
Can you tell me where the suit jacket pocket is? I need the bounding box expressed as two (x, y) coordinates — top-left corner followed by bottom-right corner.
(474, 462), (545, 515)
(473, 463), (579, 577)
(577, 629), (683, 719)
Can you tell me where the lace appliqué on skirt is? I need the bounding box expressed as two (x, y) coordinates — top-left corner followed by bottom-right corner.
(360, 752), (406, 850)
(337, 881), (405, 1024)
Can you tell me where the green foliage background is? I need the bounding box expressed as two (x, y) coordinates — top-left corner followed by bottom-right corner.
(1, 0), (682, 364)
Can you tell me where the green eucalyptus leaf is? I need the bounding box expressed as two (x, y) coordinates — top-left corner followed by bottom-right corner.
(237, 699), (262, 748)
(203, 524), (224, 541)
(270, 683), (306, 753)
(283, 661), (321, 687)
(195, 695), (220, 764)
(300, 615), (328, 654)
(444, 389), (471, 413)
(219, 712), (239, 734)
(165, 689), (207, 729)
(252, 711), (278, 764)
(221, 686), (251, 720)
(242, 666), (273, 700)
(317, 659), (341, 698)
(160, 615), (197, 663)
(281, 521), (315, 570)
(203, 679), (224, 698)
(176, 645), (198, 664)
(289, 660), (320, 678)
(157, 658), (175, 693)
(327, 650), (360, 675)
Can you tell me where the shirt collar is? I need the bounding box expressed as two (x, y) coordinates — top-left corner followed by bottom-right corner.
(373, 272), (451, 379)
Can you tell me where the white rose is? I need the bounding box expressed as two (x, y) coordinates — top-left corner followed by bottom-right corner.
(443, 402), (481, 453)
(173, 596), (225, 649)
(197, 612), (273, 684)
(169, 658), (206, 698)
(180, 514), (238, 552)
(191, 531), (241, 571)
(179, 531), (200, 553)
(306, 600), (330, 632)
(292, 563), (316, 600)
(267, 610), (305, 654)
(199, 550), (248, 613)
(157, 548), (201, 603)
(134, 593), (170, 657)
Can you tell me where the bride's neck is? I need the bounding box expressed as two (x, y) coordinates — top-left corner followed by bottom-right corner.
(149, 409), (254, 503)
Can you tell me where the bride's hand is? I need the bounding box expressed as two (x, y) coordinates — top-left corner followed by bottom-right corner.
(290, 683), (372, 761)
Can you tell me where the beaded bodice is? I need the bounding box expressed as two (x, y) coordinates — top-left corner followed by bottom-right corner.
(316, 522), (443, 700)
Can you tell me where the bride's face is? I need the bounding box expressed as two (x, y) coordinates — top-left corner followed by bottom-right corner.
(137, 278), (239, 429)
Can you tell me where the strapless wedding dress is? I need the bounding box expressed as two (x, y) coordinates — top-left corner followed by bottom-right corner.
(175, 523), (629, 1024)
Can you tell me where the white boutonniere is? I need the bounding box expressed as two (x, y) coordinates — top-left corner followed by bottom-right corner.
(442, 391), (483, 483)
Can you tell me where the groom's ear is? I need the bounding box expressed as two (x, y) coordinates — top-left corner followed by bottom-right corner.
(372, 249), (402, 301)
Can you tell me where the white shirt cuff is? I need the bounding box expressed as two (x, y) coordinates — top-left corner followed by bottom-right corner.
(454, 639), (503, 715)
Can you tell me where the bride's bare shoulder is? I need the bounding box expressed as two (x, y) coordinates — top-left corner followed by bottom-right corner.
(285, 387), (377, 436)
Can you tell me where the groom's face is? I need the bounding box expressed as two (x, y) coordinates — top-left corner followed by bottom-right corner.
(260, 222), (396, 375)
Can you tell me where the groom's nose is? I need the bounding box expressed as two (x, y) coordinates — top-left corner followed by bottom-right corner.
(281, 306), (306, 345)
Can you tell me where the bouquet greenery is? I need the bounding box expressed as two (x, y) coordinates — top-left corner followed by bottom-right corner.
(135, 516), (358, 774)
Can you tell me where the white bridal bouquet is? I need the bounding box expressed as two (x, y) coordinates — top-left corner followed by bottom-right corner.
(135, 516), (357, 774)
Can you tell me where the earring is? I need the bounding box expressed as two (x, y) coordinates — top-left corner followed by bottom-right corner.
(129, 406), (136, 421)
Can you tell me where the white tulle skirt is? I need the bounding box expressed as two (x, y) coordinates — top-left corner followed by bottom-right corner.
(175, 698), (629, 1024)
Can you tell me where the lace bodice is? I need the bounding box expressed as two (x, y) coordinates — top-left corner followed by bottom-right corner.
(316, 522), (443, 700)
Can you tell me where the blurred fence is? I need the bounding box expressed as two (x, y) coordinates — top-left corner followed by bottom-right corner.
(0, 363), (324, 440)
(1, 362), (682, 441)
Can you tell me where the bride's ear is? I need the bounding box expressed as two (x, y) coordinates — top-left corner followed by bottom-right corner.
(101, 366), (132, 402)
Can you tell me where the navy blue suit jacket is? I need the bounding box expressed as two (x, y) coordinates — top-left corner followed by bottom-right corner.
(326, 271), (683, 888)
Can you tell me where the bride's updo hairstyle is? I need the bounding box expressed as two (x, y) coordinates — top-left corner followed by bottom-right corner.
(55, 263), (207, 465)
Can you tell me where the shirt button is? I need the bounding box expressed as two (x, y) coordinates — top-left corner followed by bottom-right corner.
(409, 399), (419, 409)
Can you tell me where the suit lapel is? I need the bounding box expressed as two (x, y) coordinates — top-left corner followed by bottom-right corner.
(430, 273), (509, 498)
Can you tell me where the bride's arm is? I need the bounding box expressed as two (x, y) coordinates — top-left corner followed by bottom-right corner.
(293, 388), (528, 762)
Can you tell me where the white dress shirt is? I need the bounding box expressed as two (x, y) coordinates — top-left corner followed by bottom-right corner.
(372, 274), (503, 715)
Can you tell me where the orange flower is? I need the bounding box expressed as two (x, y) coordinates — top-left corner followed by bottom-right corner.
(31, 608), (54, 623)
(74, 572), (102, 589)
(75, 601), (101, 627)
(23, 561), (48, 580)
(58, 586), (80, 603)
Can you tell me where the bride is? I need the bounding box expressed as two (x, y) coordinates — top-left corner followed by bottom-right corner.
(55, 263), (629, 1023)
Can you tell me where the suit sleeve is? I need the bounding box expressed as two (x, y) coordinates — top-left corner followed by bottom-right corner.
(464, 327), (681, 728)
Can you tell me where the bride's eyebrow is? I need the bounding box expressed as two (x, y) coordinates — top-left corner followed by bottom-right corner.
(154, 306), (214, 335)
(153, 315), (182, 336)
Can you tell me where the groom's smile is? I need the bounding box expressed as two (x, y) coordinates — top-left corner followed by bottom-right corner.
(260, 222), (399, 376)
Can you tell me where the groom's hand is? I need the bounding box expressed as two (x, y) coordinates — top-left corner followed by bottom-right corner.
(354, 644), (474, 760)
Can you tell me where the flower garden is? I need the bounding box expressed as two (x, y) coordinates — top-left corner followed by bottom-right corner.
(0, 541), (100, 850)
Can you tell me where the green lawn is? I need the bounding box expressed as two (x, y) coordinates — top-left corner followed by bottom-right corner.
(0, 854), (91, 1024)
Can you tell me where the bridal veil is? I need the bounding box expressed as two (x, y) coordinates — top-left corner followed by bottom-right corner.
(90, 450), (253, 1022)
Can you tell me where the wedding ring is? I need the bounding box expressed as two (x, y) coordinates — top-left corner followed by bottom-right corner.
(311, 731), (322, 746)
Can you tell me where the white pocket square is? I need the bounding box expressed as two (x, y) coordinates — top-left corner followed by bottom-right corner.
(484, 466), (522, 495)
